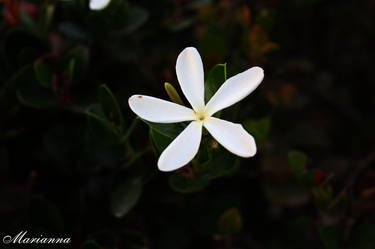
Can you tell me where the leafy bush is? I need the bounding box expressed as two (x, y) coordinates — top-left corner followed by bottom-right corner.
(0, 0), (374, 248)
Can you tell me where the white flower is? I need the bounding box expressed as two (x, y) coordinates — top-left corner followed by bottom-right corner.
(129, 47), (264, 172)
(89, 0), (111, 10)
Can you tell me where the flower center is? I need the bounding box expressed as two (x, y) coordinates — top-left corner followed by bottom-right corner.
(194, 111), (207, 122)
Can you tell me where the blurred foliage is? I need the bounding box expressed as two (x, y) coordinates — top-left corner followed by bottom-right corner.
(0, 0), (374, 248)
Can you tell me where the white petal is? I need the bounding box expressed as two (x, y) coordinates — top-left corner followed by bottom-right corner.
(128, 95), (195, 123)
(176, 47), (205, 112)
(204, 117), (256, 157)
(89, 0), (110, 10)
(205, 67), (264, 116)
(158, 121), (202, 171)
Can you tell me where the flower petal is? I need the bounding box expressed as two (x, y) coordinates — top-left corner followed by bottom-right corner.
(158, 121), (202, 171)
(205, 66), (264, 116)
(128, 95), (195, 123)
(89, 0), (111, 10)
(176, 47), (205, 112)
(204, 117), (256, 157)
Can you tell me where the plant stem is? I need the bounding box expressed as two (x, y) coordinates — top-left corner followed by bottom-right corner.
(124, 146), (153, 168)
(121, 117), (139, 143)
(328, 147), (375, 209)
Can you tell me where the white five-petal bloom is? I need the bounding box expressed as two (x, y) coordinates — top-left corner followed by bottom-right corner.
(129, 47), (264, 172)
(89, 0), (111, 10)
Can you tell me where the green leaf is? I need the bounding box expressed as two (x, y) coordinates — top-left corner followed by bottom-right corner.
(243, 117), (271, 143)
(34, 62), (52, 88)
(319, 225), (343, 249)
(143, 119), (185, 139)
(19, 11), (37, 31)
(29, 195), (64, 232)
(122, 6), (149, 34)
(63, 45), (89, 81)
(349, 224), (375, 249)
(256, 9), (276, 31)
(86, 103), (113, 130)
(17, 80), (57, 109)
(67, 58), (76, 83)
(201, 150), (239, 180)
(301, 171), (316, 187)
(86, 103), (122, 144)
(4, 29), (48, 67)
(83, 117), (124, 168)
(85, 230), (116, 249)
(205, 63), (227, 103)
(188, 0), (214, 9)
(150, 128), (173, 154)
(43, 125), (83, 164)
(59, 22), (88, 40)
(99, 84), (125, 131)
(217, 208), (243, 235)
(288, 150), (307, 178)
(111, 178), (142, 218)
(42, 4), (55, 32)
(81, 240), (101, 249)
(265, 181), (309, 206)
(200, 25), (228, 57)
(166, 17), (196, 32)
(0, 64), (33, 100)
(169, 172), (210, 193)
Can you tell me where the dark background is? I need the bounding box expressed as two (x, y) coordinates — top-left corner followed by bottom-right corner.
(0, 0), (374, 248)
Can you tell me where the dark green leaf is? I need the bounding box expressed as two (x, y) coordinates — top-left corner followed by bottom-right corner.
(17, 79), (57, 109)
(29, 195), (64, 232)
(83, 114), (124, 167)
(85, 230), (116, 248)
(19, 12), (37, 31)
(169, 172), (210, 193)
(34, 62), (52, 88)
(319, 225), (343, 249)
(0, 65), (33, 100)
(67, 58), (76, 83)
(217, 208), (243, 235)
(42, 4), (55, 31)
(63, 45), (89, 82)
(301, 171), (316, 187)
(43, 125), (83, 164)
(150, 128), (173, 154)
(201, 150), (239, 180)
(256, 9), (276, 31)
(59, 22), (89, 40)
(85, 105), (125, 167)
(143, 119), (185, 139)
(349, 224), (375, 249)
(121, 6), (149, 34)
(99, 84), (125, 131)
(243, 117), (271, 143)
(86, 103), (118, 135)
(111, 178), (142, 218)
(265, 182), (310, 206)
(200, 25), (227, 57)
(188, 0), (214, 9)
(288, 150), (307, 178)
(81, 240), (101, 249)
(205, 63), (227, 103)
(4, 29), (48, 67)
(165, 17), (196, 32)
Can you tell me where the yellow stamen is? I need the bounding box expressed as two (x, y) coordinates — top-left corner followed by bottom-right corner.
(194, 111), (207, 122)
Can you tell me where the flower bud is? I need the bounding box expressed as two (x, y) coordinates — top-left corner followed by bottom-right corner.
(164, 82), (184, 106)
